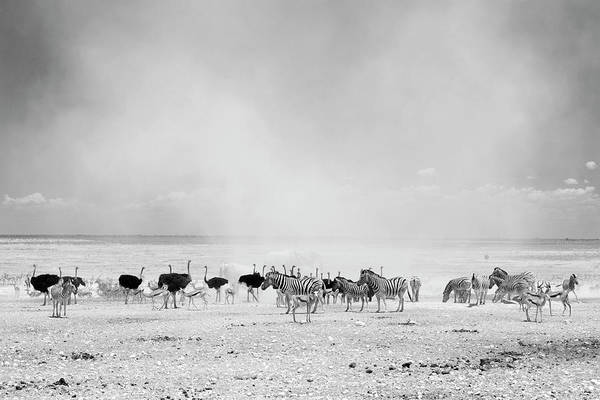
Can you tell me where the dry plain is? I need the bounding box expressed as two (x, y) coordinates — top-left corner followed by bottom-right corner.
(0, 294), (599, 400)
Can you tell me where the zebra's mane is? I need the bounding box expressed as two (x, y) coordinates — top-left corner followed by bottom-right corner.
(268, 271), (296, 279)
(442, 280), (454, 295)
(360, 269), (383, 279)
(491, 267), (508, 278)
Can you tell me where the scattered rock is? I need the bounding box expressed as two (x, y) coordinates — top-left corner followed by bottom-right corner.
(53, 378), (69, 387)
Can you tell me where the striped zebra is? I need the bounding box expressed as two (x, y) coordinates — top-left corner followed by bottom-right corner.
(50, 278), (78, 318)
(491, 272), (536, 306)
(409, 277), (421, 302)
(442, 277), (471, 303)
(261, 271), (322, 322)
(359, 269), (411, 312)
(333, 277), (369, 312)
(488, 267), (508, 289)
(471, 274), (489, 305)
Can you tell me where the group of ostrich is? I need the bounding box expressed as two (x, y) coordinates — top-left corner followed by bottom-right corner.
(22, 262), (580, 323)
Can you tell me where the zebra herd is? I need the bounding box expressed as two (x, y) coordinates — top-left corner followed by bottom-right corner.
(259, 267), (421, 322)
(443, 267), (579, 323)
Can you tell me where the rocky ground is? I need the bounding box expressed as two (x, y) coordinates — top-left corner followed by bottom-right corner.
(0, 295), (599, 399)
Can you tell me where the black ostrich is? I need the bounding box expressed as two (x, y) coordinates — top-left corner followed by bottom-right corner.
(204, 265), (228, 303)
(62, 266), (86, 305)
(158, 261), (192, 309)
(30, 264), (59, 306)
(322, 272), (336, 304)
(119, 267), (145, 304)
(237, 264), (265, 302)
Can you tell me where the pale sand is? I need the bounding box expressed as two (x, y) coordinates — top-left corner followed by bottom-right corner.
(0, 295), (599, 399)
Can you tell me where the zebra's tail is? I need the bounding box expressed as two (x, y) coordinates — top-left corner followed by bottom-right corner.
(405, 280), (413, 302)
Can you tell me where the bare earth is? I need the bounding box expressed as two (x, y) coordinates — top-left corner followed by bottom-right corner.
(1, 295), (599, 400)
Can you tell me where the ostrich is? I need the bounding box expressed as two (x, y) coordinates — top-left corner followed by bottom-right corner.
(118, 267), (145, 304)
(322, 272), (337, 304)
(30, 265), (60, 306)
(158, 261), (192, 309)
(62, 267), (86, 305)
(237, 264), (266, 302)
(204, 265), (228, 303)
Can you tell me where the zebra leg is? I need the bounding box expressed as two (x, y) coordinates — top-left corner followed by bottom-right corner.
(311, 295), (318, 314)
(396, 294), (403, 312)
(291, 298), (298, 323)
(376, 296), (382, 313)
(548, 298), (552, 316)
(345, 297), (350, 312)
(359, 297), (365, 312)
(307, 298), (311, 323)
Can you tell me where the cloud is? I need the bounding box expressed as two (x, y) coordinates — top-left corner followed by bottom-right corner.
(417, 168), (437, 178)
(564, 178), (578, 185)
(526, 175), (536, 180)
(2, 193), (72, 208)
(586, 161), (598, 170)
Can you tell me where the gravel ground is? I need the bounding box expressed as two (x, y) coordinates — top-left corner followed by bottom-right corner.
(0, 295), (599, 399)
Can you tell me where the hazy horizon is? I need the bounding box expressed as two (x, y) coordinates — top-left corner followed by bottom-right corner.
(2, 1), (600, 238)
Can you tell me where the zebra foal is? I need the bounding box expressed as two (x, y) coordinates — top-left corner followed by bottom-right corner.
(333, 277), (369, 312)
(442, 277), (471, 303)
(50, 278), (78, 318)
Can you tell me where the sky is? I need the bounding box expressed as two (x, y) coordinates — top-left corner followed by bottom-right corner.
(1, 0), (599, 238)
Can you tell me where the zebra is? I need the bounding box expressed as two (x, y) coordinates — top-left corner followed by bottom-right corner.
(261, 271), (322, 322)
(558, 274), (579, 303)
(359, 269), (411, 312)
(333, 277), (369, 312)
(50, 278), (78, 318)
(409, 277), (421, 302)
(442, 277), (471, 303)
(488, 267), (508, 291)
(491, 272), (536, 306)
(471, 274), (489, 305)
